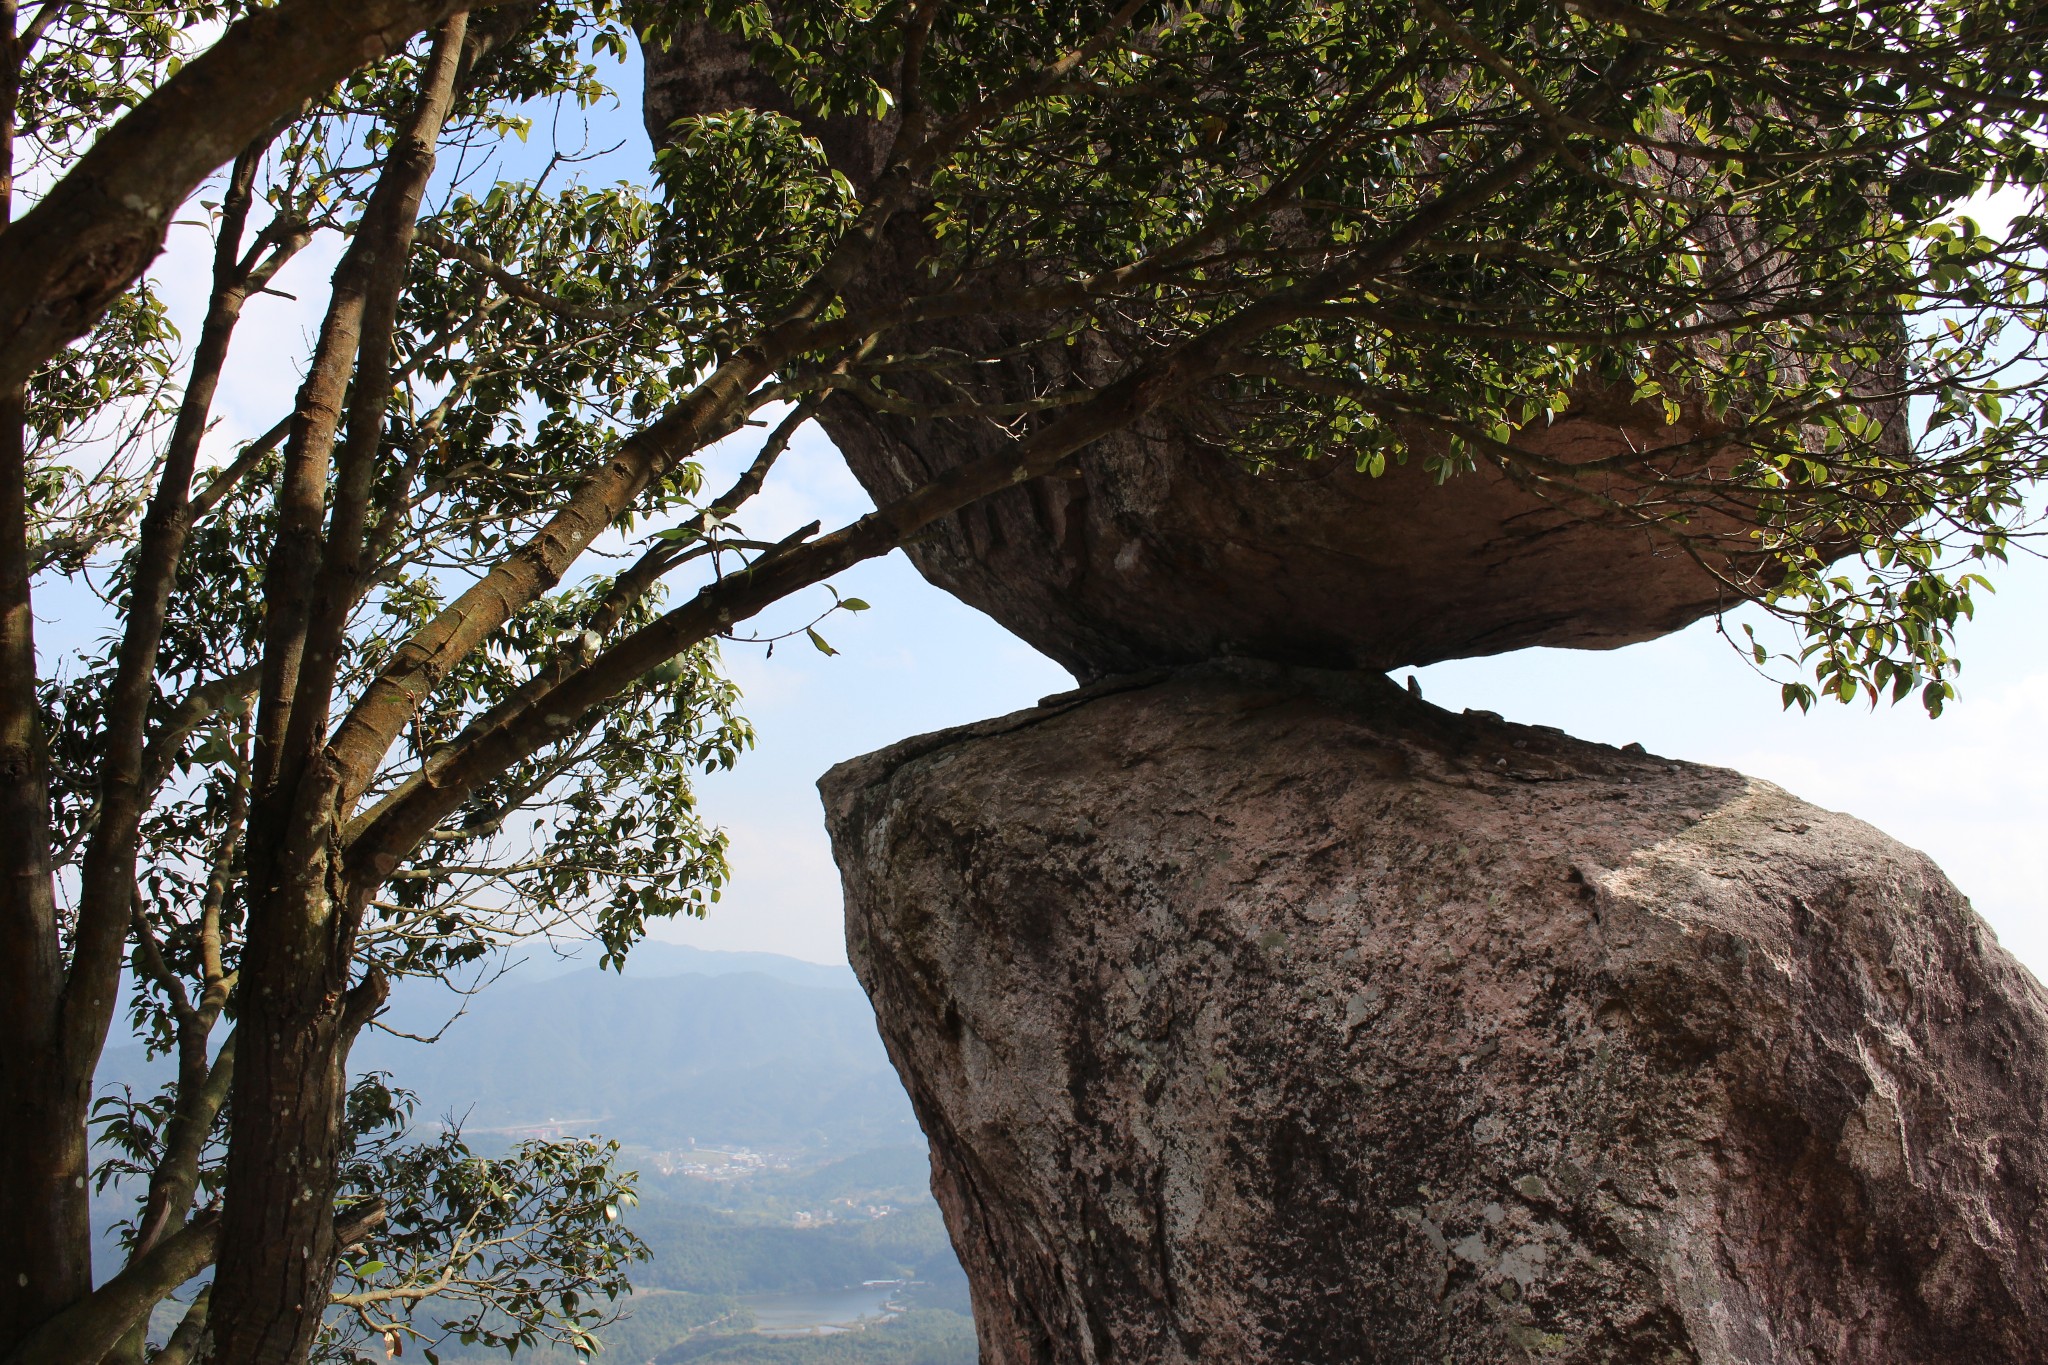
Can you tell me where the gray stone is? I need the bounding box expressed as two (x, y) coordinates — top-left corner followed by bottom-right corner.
(822, 662), (2048, 1363)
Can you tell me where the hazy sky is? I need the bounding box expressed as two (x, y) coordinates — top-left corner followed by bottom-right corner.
(100, 42), (2045, 984)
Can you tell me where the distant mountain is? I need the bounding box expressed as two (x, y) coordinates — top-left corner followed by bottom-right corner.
(98, 947), (911, 1153)
(497, 941), (860, 993)
(358, 957), (912, 1151)
(93, 948), (973, 1360)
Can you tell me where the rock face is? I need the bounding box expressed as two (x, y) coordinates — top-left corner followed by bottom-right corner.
(645, 34), (1896, 682)
(821, 663), (2048, 1364)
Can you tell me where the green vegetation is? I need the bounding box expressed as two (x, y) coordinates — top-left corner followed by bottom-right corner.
(431, 1304), (979, 1365)
(420, 1150), (974, 1365)
(630, 1175), (963, 1300)
(424, 1292), (744, 1365)
(9, 2), (2048, 1364)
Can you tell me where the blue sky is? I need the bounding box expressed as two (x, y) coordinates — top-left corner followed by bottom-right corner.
(110, 39), (2048, 980)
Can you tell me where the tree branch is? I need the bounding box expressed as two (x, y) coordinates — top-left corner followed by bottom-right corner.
(344, 130), (1571, 875)
(261, 12), (475, 905)
(413, 228), (682, 323)
(150, 1286), (209, 1365)
(1567, 0), (2048, 117)
(189, 414), (292, 521)
(0, 1212), (219, 1365)
(316, 0), (1189, 816)
(63, 131), (279, 1090)
(136, 664), (261, 798)
(0, 0), (514, 391)
(348, 28), (1693, 878)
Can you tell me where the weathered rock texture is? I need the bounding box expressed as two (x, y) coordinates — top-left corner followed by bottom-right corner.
(645, 36), (1898, 682)
(815, 393), (1774, 681)
(822, 663), (2048, 1364)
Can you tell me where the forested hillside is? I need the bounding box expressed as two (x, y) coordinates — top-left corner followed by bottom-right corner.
(100, 953), (974, 1365)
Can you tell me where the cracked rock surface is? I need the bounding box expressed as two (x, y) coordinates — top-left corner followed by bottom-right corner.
(821, 662), (2048, 1364)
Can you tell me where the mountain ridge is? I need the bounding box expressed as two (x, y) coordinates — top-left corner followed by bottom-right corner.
(100, 946), (909, 1152)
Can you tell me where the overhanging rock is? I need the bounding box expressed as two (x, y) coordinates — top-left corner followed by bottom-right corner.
(646, 32), (1899, 681)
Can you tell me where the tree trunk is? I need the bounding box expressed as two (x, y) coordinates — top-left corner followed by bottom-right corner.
(0, 379), (93, 1355)
(0, 910), (93, 1352)
(207, 19), (467, 1362)
(0, 1051), (93, 1355)
(203, 881), (354, 1365)
(0, 4), (92, 1347)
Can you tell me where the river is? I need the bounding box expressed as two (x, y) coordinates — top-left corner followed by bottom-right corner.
(738, 1282), (905, 1336)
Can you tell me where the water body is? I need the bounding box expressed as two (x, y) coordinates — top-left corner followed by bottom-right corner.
(739, 1283), (904, 1336)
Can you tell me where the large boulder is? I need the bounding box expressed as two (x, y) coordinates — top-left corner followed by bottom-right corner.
(808, 396), (1771, 681)
(646, 34), (1900, 681)
(821, 662), (2048, 1363)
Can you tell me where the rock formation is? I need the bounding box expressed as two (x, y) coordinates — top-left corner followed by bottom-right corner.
(644, 31), (1900, 682)
(647, 29), (2032, 1363)
(815, 390), (1779, 681)
(822, 663), (2048, 1364)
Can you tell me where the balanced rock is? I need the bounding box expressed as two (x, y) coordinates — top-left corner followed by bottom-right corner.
(817, 391), (1780, 681)
(646, 35), (1897, 681)
(821, 663), (2048, 1363)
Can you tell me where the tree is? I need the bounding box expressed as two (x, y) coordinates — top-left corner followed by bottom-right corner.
(1, 4), (2043, 1365)
(5, 4), (723, 1362)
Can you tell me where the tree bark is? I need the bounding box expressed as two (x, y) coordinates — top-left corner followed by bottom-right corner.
(0, 384), (92, 1359)
(203, 953), (357, 1365)
(207, 20), (466, 1365)
(3, 1216), (220, 1365)
(0, 0), (93, 1341)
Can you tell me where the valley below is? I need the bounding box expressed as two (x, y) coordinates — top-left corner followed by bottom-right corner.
(98, 944), (977, 1365)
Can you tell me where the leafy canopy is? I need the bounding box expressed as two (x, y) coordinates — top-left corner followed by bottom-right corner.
(4, 3), (2045, 1365)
